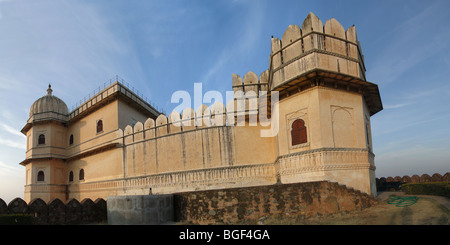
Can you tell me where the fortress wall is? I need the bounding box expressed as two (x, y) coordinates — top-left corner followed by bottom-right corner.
(0, 197), (106, 225)
(174, 181), (378, 224)
(270, 13), (365, 90)
(377, 172), (450, 185)
(66, 100), (120, 157)
(122, 103), (277, 180)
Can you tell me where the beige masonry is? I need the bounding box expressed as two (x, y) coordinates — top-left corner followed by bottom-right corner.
(20, 12), (382, 203)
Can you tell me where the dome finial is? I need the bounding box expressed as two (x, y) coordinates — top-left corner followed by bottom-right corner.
(47, 84), (53, 95)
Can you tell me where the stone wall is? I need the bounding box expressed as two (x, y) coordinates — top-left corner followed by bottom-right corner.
(376, 172), (450, 191)
(107, 195), (173, 225)
(0, 197), (106, 225)
(269, 12), (366, 90)
(174, 181), (378, 225)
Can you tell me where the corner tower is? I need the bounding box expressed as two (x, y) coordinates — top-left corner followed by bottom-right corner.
(232, 12), (382, 195)
(20, 85), (69, 202)
(271, 13), (382, 195)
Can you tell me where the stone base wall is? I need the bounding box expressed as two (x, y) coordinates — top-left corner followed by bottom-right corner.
(107, 195), (174, 225)
(174, 181), (378, 224)
(376, 172), (450, 191)
(0, 197), (106, 225)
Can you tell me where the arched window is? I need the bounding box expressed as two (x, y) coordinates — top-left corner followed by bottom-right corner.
(79, 169), (84, 180)
(37, 171), (45, 182)
(69, 171), (73, 182)
(96, 120), (103, 133)
(38, 134), (45, 145)
(69, 134), (74, 145)
(291, 119), (307, 146)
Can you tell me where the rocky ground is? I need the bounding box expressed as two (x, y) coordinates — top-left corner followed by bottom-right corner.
(258, 191), (450, 225)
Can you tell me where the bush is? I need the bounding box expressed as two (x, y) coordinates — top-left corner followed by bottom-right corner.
(0, 214), (34, 225)
(402, 182), (450, 198)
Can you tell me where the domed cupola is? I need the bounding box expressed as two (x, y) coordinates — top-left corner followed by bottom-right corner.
(28, 84), (69, 123)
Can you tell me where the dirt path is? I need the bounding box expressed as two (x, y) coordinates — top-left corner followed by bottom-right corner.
(285, 192), (450, 225)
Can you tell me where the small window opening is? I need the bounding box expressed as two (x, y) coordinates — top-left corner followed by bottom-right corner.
(96, 120), (103, 133)
(79, 169), (84, 180)
(38, 134), (45, 145)
(37, 171), (45, 182)
(69, 134), (74, 145)
(69, 171), (73, 182)
(291, 119), (307, 146)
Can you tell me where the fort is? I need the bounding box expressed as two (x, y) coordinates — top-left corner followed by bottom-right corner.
(19, 12), (382, 205)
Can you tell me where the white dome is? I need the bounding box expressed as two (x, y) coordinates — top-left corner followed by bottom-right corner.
(29, 84), (68, 122)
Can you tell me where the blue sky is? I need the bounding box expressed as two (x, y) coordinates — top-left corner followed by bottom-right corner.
(0, 0), (449, 202)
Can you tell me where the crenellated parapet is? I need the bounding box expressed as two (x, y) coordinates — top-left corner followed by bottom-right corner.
(266, 12), (381, 116)
(227, 13), (381, 116)
(230, 70), (273, 121)
(232, 70), (269, 95)
(123, 103), (243, 143)
(270, 12), (365, 85)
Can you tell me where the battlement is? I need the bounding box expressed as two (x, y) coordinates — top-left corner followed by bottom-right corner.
(123, 100), (268, 142)
(270, 12), (365, 87)
(229, 13), (381, 116)
(232, 70), (269, 94)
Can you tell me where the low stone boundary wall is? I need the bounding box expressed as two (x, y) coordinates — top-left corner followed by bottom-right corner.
(376, 172), (450, 191)
(173, 181), (378, 224)
(0, 197), (106, 225)
(107, 195), (173, 225)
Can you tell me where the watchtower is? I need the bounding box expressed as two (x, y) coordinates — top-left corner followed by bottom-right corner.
(21, 85), (69, 202)
(232, 12), (382, 195)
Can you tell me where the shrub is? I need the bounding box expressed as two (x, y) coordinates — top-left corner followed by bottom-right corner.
(0, 214), (34, 225)
(402, 182), (450, 198)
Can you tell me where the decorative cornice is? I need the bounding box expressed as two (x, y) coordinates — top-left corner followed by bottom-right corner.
(277, 147), (373, 159)
(19, 157), (64, 166)
(19, 142), (121, 166)
(271, 68), (382, 116)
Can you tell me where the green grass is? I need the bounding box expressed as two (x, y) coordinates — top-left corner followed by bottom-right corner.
(0, 214), (34, 225)
(402, 182), (450, 198)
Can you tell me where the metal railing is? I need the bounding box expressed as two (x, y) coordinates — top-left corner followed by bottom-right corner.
(69, 75), (165, 114)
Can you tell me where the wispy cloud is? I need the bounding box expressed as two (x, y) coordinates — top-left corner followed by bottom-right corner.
(0, 138), (25, 150)
(0, 160), (22, 176)
(0, 121), (26, 150)
(202, 51), (229, 85)
(382, 85), (449, 110)
(368, 1), (450, 85)
(403, 87), (449, 101)
(0, 123), (25, 138)
(200, 2), (265, 85)
(383, 102), (412, 110)
(0, 1), (147, 108)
